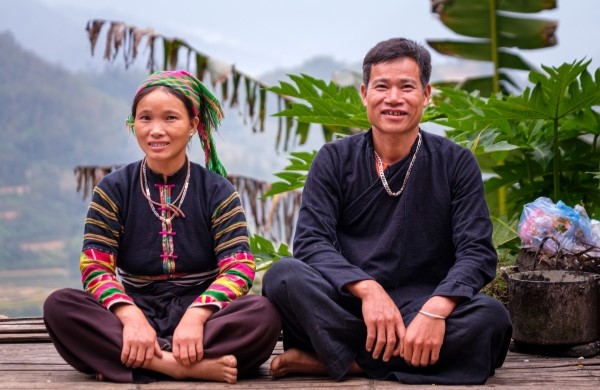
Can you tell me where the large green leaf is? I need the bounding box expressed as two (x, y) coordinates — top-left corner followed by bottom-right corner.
(491, 215), (520, 249)
(250, 234), (292, 271)
(428, 0), (558, 97)
(427, 41), (533, 71)
(432, 0), (555, 16)
(263, 151), (317, 198)
(497, 16), (557, 49)
(434, 72), (519, 96)
(268, 74), (370, 129)
(498, 0), (556, 13)
(437, 8), (557, 49)
(485, 60), (600, 122)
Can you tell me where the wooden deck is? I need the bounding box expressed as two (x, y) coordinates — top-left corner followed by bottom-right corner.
(2, 317), (600, 389)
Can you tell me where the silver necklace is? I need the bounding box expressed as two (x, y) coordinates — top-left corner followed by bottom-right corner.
(139, 157), (190, 223)
(374, 132), (422, 197)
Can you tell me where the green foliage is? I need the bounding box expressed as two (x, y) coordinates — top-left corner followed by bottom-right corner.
(268, 73), (370, 141)
(481, 250), (514, 307)
(263, 151), (317, 198)
(249, 234), (292, 272)
(427, 0), (558, 96)
(435, 59), (600, 218)
(491, 215), (520, 252)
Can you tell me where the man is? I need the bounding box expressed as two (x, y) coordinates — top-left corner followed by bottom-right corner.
(262, 38), (512, 385)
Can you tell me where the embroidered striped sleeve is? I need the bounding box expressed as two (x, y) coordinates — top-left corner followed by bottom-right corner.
(80, 248), (133, 309)
(190, 191), (255, 310)
(81, 185), (133, 309)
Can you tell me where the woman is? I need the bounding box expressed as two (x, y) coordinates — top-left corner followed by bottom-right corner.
(43, 70), (281, 384)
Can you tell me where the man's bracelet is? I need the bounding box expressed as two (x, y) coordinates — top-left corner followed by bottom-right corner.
(418, 310), (446, 320)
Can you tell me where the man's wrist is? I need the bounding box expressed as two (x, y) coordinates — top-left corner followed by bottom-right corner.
(344, 279), (378, 299)
(421, 296), (459, 318)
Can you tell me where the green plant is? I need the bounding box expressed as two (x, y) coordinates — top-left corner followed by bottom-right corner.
(427, 0), (560, 215)
(427, 0), (558, 96)
(481, 249), (514, 307)
(249, 234), (292, 272)
(434, 59), (600, 218)
(262, 151), (317, 198)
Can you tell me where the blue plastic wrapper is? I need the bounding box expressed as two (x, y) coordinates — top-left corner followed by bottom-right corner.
(518, 197), (597, 255)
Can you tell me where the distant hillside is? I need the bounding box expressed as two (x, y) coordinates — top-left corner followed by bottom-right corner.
(259, 55), (358, 86)
(0, 31), (141, 180)
(0, 31), (144, 279)
(0, 0), (97, 72)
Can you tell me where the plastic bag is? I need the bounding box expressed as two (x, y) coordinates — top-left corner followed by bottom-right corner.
(518, 197), (597, 255)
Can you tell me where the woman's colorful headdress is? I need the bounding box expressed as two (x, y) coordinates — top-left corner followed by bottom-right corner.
(127, 70), (227, 177)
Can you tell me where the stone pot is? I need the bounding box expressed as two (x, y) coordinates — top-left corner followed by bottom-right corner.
(504, 269), (600, 345)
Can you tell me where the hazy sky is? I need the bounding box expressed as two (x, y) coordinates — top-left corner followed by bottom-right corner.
(37, 0), (600, 77)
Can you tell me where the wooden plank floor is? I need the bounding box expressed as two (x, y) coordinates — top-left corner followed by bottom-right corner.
(2, 317), (600, 389)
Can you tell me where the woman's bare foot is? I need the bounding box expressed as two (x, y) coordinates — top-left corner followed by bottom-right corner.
(186, 355), (238, 384)
(146, 352), (238, 383)
(270, 348), (328, 378)
(94, 373), (104, 381)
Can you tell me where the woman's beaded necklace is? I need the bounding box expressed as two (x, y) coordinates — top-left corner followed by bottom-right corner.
(374, 132), (422, 197)
(139, 157), (191, 223)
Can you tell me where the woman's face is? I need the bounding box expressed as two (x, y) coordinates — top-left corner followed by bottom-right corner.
(133, 87), (199, 175)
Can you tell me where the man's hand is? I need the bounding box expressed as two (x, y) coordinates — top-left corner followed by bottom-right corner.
(402, 296), (457, 367)
(345, 280), (405, 362)
(113, 304), (162, 369)
(172, 306), (215, 366)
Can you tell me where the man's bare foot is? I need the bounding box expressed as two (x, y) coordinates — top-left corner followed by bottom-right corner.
(270, 348), (328, 378)
(270, 349), (363, 379)
(186, 355), (238, 384)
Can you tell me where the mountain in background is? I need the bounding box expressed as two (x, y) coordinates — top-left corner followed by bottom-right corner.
(0, 30), (144, 316)
(0, 0), (98, 72)
(0, 30), (139, 265)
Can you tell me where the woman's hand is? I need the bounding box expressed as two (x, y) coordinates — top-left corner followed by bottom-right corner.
(113, 303), (162, 368)
(173, 306), (215, 366)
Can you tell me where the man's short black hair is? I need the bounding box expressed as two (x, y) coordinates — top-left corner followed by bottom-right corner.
(362, 38), (432, 89)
